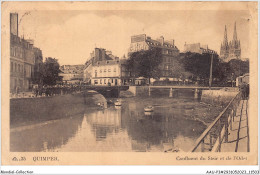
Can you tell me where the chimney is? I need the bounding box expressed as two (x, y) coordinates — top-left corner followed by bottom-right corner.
(171, 39), (175, 47)
(158, 36), (164, 45)
(101, 49), (106, 61)
(94, 48), (101, 61)
(10, 13), (18, 36)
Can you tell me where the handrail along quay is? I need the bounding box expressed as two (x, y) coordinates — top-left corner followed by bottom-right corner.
(191, 92), (241, 152)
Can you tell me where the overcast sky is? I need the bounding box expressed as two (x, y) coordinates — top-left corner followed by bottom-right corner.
(17, 10), (250, 65)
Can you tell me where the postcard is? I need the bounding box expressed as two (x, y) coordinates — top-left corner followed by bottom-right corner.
(1, 1), (258, 166)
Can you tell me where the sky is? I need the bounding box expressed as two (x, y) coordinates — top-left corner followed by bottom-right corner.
(17, 10), (250, 65)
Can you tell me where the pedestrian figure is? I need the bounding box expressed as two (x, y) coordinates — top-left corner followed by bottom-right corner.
(15, 86), (20, 97)
(240, 82), (246, 100)
(33, 85), (39, 97)
(39, 86), (43, 96)
(246, 83), (249, 99)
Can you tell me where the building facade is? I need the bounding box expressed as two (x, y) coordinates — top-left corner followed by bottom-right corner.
(91, 60), (122, 86)
(220, 23), (241, 62)
(84, 48), (121, 83)
(183, 43), (216, 54)
(128, 34), (180, 77)
(59, 65), (84, 84)
(32, 47), (43, 85)
(84, 48), (131, 86)
(10, 33), (37, 92)
(10, 13), (43, 92)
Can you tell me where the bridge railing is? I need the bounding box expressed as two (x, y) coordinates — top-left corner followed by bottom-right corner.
(191, 92), (241, 152)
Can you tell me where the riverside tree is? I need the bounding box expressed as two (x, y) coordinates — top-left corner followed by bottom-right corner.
(126, 47), (163, 83)
(179, 52), (249, 86)
(42, 57), (62, 85)
(179, 52), (221, 85)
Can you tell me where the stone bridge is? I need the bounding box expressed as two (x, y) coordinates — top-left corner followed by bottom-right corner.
(83, 85), (129, 98)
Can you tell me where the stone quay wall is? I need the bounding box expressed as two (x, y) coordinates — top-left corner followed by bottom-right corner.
(10, 91), (107, 127)
(201, 88), (239, 106)
(128, 86), (149, 96)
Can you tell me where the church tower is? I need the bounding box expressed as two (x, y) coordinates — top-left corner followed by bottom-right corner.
(228, 22), (241, 60)
(220, 22), (241, 62)
(220, 25), (229, 60)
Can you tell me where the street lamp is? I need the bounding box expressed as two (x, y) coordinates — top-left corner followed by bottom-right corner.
(209, 50), (214, 89)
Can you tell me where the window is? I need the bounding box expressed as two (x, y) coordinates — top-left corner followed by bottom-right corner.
(100, 79), (102, 84)
(112, 79), (114, 83)
(100, 70), (102, 73)
(114, 68), (116, 72)
(14, 63), (17, 72)
(104, 79), (106, 84)
(11, 62), (13, 72)
(11, 48), (13, 56)
(108, 69), (111, 72)
(104, 69), (107, 72)
(18, 64), (20, 72)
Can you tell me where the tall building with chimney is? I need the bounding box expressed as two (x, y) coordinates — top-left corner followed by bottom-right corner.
(128, 34), (180, 77)
(220, 22), (241, 62)
(10, 13), (43, 92)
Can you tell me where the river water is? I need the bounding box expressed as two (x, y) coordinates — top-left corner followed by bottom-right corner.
(10, 89), (223, 152)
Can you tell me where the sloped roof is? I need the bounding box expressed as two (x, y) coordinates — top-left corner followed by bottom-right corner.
(92, 60), (120, 66)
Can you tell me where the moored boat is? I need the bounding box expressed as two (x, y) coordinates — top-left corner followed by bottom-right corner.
(144, 106), (154, 112)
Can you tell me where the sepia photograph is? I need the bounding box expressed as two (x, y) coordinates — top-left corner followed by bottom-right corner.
(1, 1), (258, 167)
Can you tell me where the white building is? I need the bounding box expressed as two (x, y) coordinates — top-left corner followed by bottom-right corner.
(91, 60), (122, 86)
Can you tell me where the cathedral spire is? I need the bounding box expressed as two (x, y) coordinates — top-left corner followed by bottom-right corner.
(223, 25), (228, 46)
(233, 22), (237, 41)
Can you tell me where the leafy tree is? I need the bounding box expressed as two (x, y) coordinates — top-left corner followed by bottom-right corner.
(171, 58), (192, 79)
(179, 52), (249, 86)
(228, 59), (249, 78)
(42, 57), (61, 85)
(180, 52), (221, 84)
(126, 48), (163, 81)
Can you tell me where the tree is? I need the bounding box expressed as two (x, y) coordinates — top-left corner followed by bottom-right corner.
(42, 57), (61, 85)
(171, 58), (192, 80)
(126, 48), (163, 81)
(180, 52), (222, 85)
(228, 59), (249, 78)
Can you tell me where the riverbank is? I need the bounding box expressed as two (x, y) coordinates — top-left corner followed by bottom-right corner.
(119, 96), (224, 126)
(10, 90), (107, 128)
(201, 88), (239, 106)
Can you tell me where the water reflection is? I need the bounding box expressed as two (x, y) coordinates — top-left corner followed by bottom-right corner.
(86, 109), (121, 141)
(10, 115), (84, 152)
(11, 94), (209, 152)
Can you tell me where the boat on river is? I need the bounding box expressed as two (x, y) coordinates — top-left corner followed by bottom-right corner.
(144, 106), (154, 112)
